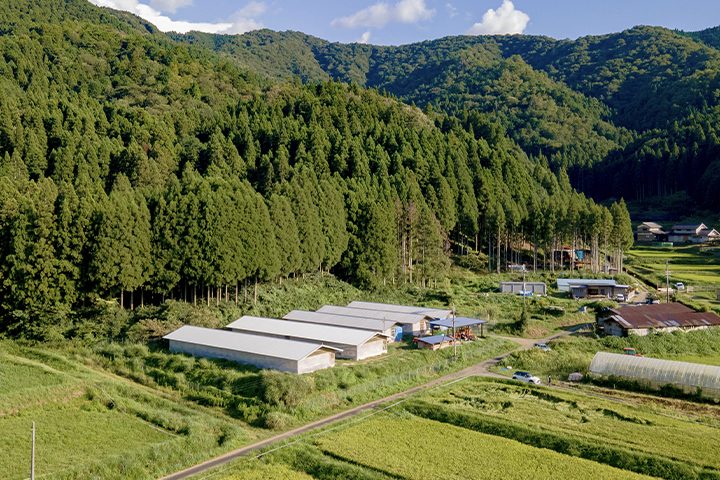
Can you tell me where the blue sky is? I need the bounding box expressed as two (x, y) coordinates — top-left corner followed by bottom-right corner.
(88, 0), (720, 46)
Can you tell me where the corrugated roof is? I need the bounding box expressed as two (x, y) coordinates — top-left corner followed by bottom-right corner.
(609, 311), (720, 329)
(283, 310), (399, 332)
(610, 302), (692, 317)
(500, 282), (546, 286)
(417, 334), (454, 345)
(226, 316), (387, 346)
(163, 325), (337, 361)
(429, 317), (487, 328)
(346, 301), (451, 318)
(557, 279), (617, 287)
(317, 305), (429, 324)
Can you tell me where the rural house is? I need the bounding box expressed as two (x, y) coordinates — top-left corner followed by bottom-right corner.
(163, 325), (339, 374)
(668, 223), (720, 243)
(597, 303), (720, 336)
(636, 222), (667, 242)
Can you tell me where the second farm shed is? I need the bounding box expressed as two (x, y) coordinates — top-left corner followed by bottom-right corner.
(226, 316), (389, 360)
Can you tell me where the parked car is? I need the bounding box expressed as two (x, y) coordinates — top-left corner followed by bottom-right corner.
(616, 294), (626, 302)
(511, 371), (541, 384)
(533, 343), (551, 352)
(675, 282), (685, 290)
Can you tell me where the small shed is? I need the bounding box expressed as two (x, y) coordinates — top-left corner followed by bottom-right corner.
(163, 325), (338, 374)
(317, 305), (432, 335)
(283, 310), (402, 342)
(428, 316), (487, 338)
(557, 278), (617, 293)
(416, 334), (454, 351)
(499, 282), (547, 295)
(226, 316), (389, 360)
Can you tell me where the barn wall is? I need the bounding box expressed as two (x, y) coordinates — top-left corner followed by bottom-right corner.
(402, 322), (427, 335)
(298, 351), (335, 374)
(169, 340), (299, 373)
(356, 339), (387, 360)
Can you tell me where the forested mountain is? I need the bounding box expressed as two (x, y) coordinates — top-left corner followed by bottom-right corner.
(0, 0), (634, 340)
(172, 25), (720, 210)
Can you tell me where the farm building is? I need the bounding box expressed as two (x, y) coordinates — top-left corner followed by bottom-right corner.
(668, 223), (720, 243)
(598, 303), (720, 336)
(429, 317), (487, 339)
(163, 325), (339, 374)
(589, 352), (720, 400)
(636, 222), (667, 242)
(283, 310), (403, 342)
(499, 282), (547, 295)
(570, 282), (629, 300)
(416, 334), (455, 351)
(346, 301), (451, 319)
(557, 278), (617, 292)
(226, 316), (389, 360)
(317, 305), (432, 335)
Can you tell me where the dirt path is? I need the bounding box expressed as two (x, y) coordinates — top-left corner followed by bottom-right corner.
(158, 323), (591, 480)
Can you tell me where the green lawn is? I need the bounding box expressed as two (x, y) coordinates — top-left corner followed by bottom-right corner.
(316, 415), (652, 480)
(0, 354), (75, 397)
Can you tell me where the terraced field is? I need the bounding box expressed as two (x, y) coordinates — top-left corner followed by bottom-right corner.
(627, 246), (720, 285)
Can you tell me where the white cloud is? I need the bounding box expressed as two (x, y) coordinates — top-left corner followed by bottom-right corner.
(88, 0), (264, 34)
(446, 3), (458, 18)
(148, 0), (192, 14)
(331, 0), (435, 29)
(466, 0), (529, 35)
(358, 31), (372, 43)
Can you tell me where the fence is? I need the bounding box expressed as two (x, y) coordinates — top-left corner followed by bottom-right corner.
(686, 285), (720, 292)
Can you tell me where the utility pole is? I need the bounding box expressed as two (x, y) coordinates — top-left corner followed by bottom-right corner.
(31, 421), (35, 480)
(452, 303), (456, 359)
(666, 260), (671, 303)
(522, 267), (526, 306)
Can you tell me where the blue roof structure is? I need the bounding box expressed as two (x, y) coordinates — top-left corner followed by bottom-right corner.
(428, 317), (487, 328)
(416, 334), (454, 345)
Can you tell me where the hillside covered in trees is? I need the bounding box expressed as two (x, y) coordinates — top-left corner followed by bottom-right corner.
(172, 25), (720, 211)
(0, 0), (638, 340)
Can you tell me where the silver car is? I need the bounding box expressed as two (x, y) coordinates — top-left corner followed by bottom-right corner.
(511, 371), (541, 384)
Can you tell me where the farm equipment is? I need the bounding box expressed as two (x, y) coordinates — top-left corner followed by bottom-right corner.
(623, 347), (644, 357)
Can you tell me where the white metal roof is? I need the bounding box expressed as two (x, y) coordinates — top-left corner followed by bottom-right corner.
(226, 316), (387, 346)
(163, 325), (338, 361)
(283, 310), (399, 332)
(317, 305), (430, 324)
(346, 301), (451, 319)
(557, 279), (617, 287)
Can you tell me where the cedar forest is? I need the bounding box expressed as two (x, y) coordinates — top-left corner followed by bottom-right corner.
(20, 0), (720, 342)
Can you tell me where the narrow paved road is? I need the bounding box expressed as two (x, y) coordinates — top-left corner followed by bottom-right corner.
(158, 322), (591, 480)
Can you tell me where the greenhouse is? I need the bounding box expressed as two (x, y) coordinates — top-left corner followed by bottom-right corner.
(589, 352), (720, 399)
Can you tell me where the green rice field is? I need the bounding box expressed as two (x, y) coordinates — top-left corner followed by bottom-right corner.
(316, 415), (652, 480)
(413, 378), (720, 471)
(628, 246), (720, 285)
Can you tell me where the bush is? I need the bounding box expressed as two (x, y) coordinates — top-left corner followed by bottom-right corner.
(263, 411), (293, 430)
(261, 371), (315, 407)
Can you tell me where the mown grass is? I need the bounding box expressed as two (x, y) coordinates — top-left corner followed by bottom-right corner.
(412, 378), (720, 472)
(315, 414), (653, 480)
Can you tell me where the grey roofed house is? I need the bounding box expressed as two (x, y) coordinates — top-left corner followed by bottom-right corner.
(346, 301), (452, 319)
(317, 305), (431, 335)
(598, 303), (720, 336)
(557, 278), (616, 292)
(282, 310), (402, 343)
(226, 316), (389, 360)
(162, 325), (339, 374)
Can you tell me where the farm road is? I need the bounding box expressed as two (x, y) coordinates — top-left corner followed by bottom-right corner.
(158, 322), (591, 480)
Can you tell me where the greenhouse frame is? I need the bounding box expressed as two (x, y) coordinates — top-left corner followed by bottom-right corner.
(589, 352), (720, 399)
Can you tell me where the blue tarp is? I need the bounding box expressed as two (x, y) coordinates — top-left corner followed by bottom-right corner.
(429, 317), (487, 328)
(417, 334), (454, 345)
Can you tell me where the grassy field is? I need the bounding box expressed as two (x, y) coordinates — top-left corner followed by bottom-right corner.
(627, 245), (720, 286)
(412, 378), (720, 471)
(317, 415), (653, 480)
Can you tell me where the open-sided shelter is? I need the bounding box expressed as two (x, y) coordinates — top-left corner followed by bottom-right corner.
(416, 334), (454, 351)
(226, 316), (388, 360)
(163, 325), (338, 374)
(283, 310), (403, 342)
(317, 305), (432, 335)
(429, 316), (487, 339)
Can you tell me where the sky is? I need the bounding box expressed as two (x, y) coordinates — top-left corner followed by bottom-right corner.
(87, 0), (720, 46)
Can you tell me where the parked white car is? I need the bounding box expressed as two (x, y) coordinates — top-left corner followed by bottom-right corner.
(675, 282), (685, 290)
(511, 371), (541, 384)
